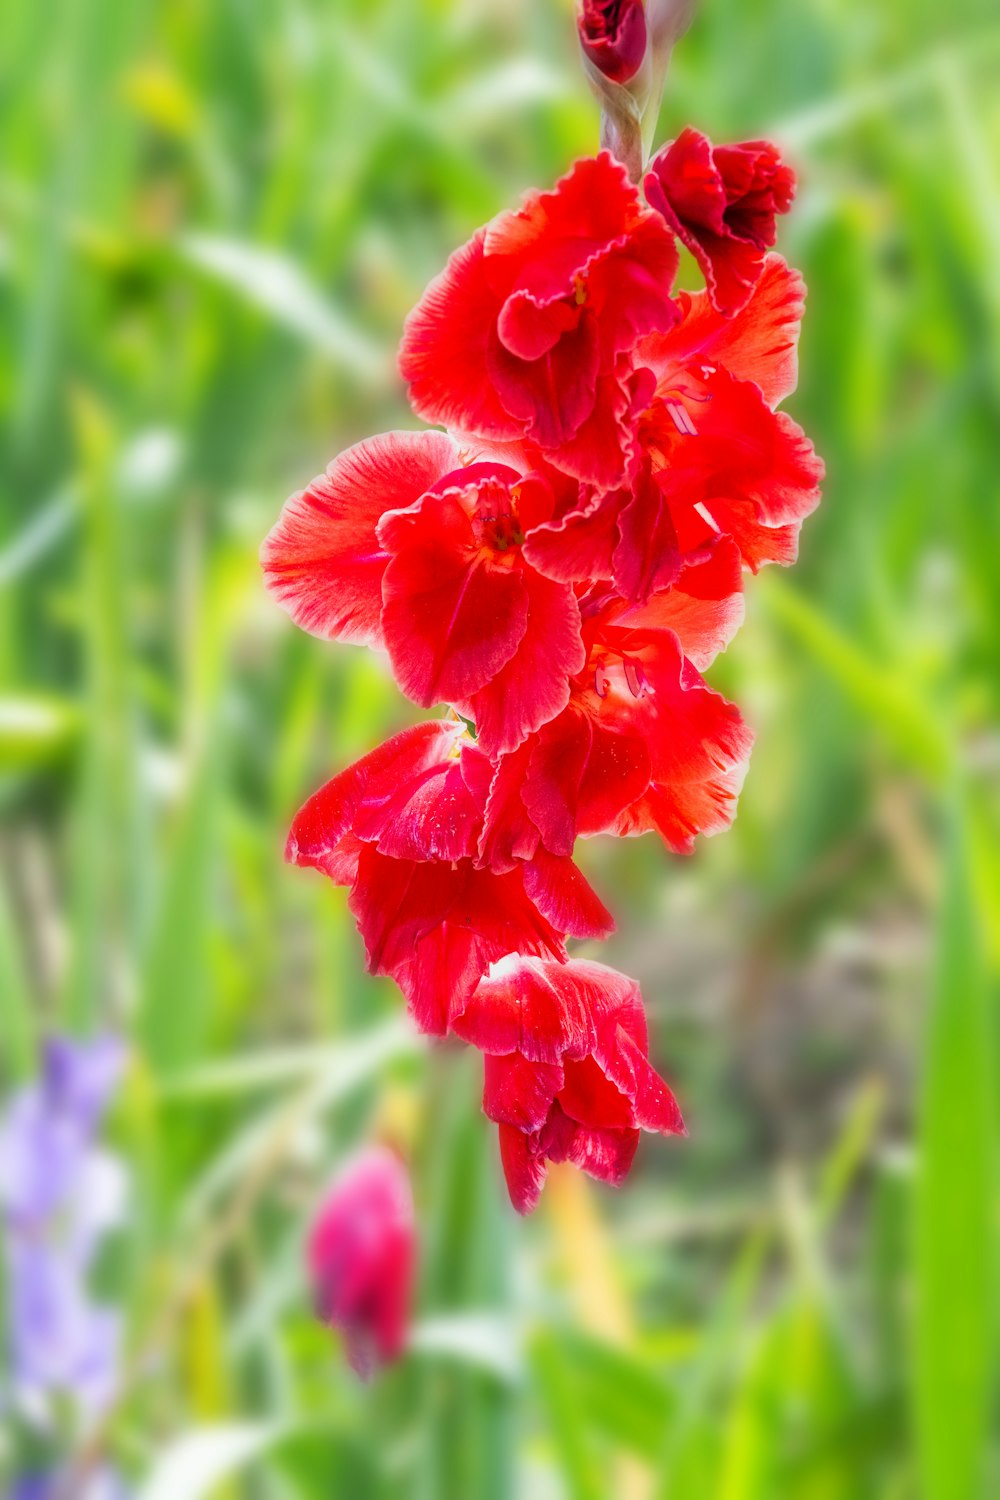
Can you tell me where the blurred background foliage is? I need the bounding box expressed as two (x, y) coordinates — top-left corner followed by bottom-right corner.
(2, 0), (1000, 1495)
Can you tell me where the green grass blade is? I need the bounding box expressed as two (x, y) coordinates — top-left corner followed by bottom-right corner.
(913, 793), (996, 1500)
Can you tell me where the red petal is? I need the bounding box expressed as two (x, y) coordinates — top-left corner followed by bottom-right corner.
(537, 1101), (639, 1185)
(606, 539), (745, 670)
(261, 430), (457, 645)
(659, 368), (823, 570)
(608, 639), (754, 853)
(483, 1051), (564, 1129)
(612, 460), (687, 602)
(457, 570), (585, 757)
(639, 256), (805, 408)
(484, 153), (645, 280)
(521, 484), (619, 584)
(522, 848), (615, 940)
(522, 703), (651, 853)
(559, 1054), (635, 1129)
(399, 229), (523, 438)
(587, 218), (680, 365)
(599, 1024), (686, 1134)
(478, 741), (541, 873)
(285, 722), (483, 868)
(534, 367), (636, 489)
(498, 1122), (547, 1214)
(379, 490), (529, 707)
(349, 849), (567, 1034)
(497, 289), (581, 362)
(487, 315), (601, 449)
(454, 956), (598, 1063)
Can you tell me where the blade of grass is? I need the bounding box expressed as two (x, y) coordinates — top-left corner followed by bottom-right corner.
(913, 791), (996, 1500)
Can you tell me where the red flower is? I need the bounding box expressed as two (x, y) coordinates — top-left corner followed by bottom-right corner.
(480, 544), (752, 868)
(645, 128), (796, 315)
(521, 256), (822, 591)
(287, 722), (613, 1034)
(260, 429), (455, 647)
(578, 0), (647, 85)
(308, 1146), (416, 1378)
(262, 432), (588, 756)
(454, 957), (684, 1213)
(398, 153), (680, 487)
(378, 461), (587, 756)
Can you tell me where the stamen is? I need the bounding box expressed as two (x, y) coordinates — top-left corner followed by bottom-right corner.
(622, 657), (648, 699)
(667, 401), (698, 436)
(693, 501), (720, 533)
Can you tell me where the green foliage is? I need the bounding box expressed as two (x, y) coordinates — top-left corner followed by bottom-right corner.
(2, 0), (999, 1496)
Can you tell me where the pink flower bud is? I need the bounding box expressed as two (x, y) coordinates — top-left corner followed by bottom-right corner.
(307, 1146), (416, 1378)
(577, 0), (648, 86)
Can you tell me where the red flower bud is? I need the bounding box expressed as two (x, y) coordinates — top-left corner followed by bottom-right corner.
(307, 1147), (416, 1378)
(578, 0), (648, 86)
(645, 128), (796, 315)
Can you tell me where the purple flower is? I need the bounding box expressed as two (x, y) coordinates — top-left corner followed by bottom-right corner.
(0, 1036), (127, 1422)
(10, 1469), (127, 1500)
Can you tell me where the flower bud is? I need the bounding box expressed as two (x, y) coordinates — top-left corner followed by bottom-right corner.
(307, 1146), (416, 1378)
(577, 0), (648, 86)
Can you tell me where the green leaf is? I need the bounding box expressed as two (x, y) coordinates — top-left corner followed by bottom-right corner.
(914, 793), (996, 1500)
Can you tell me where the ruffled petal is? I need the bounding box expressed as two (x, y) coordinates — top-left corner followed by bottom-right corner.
(379, 490), (530, 706)
(285, 721), (484, 866)
(609, 639), (754, 853)
(639, 256), (804, 408)
(606, 539), (744, 670)
(261, 430), (457, 645)
(478, 742), (541, 873)
(540, 1107), (640, 1186)
(521, 484), (619, 584)
(399, 230), (523, 438)
(456, 570), (585, 756)
(656, 367), (823, 571)
(611, 461), (688, 602)
(454, 954), (594, 1064)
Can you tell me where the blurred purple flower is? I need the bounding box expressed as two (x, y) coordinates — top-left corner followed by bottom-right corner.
(0, 1036), (127, 1422)
(10, 1469), (127, 1500)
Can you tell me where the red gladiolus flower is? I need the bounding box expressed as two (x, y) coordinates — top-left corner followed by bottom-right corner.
(454, 957), (684, 1213)
(308, 1146), (416, 1378)
(578, 0), (648, 86)
(377, 462), (588, 756)
(260, 428), (455, 647)
(399, 153), (680, 487)
(262, 432), (590, 756)
(286, 722), (613, 1033)
(645, 128), (796, 316)
(263, 69), (823, 1217)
